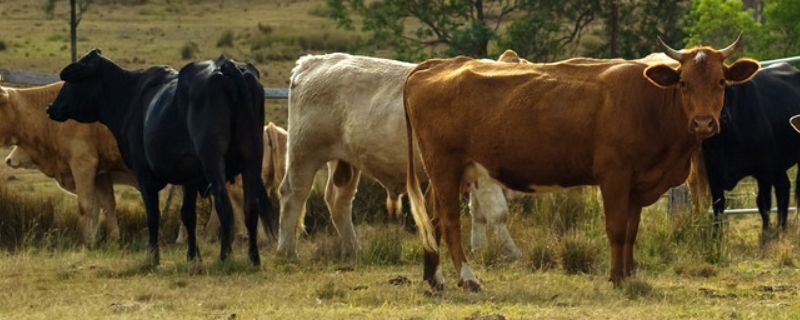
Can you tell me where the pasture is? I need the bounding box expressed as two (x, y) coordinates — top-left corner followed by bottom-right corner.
(2, 0), (800, 319)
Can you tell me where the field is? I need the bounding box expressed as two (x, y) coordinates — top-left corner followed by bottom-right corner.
(2, 0), (800, 319)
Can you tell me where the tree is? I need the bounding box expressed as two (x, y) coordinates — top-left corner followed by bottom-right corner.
(44, 0), (93, 63)
(682, 0), (760, 55)
(603, 0), (691, 59)
(756, 0), (800, 59)
(497, 0), (603, 62)
(327, 0), (602, 61)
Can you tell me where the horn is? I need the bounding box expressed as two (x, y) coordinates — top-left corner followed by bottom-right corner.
(658, 35), (683, 61)
(719, 32), (743, 59)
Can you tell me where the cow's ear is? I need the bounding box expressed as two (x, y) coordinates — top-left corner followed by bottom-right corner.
(725, 58), (759, 84)
(60, 62), (98, 81)
(644, 64), (681, 88)
(790, 115), (800, 134)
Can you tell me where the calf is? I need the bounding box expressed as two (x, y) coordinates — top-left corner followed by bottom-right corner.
(47, 49), (274, 266)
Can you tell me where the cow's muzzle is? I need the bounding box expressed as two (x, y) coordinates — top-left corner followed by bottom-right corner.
(690, 115), (718, 138)
(46, 104), (69, 122)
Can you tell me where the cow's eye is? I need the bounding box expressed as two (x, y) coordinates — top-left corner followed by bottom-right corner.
(719, 79), (726, 86)
(679, 81), (686, 87)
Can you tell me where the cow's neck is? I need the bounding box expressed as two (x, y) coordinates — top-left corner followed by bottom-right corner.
(93, 65), (141, 137)
(632, 88), (702, 204)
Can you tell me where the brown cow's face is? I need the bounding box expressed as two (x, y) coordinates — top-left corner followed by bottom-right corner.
(644, 43), (759, 139)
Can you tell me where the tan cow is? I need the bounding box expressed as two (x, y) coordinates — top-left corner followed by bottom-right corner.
(404, 37), (759, 291)
(0, 79), (134, 245)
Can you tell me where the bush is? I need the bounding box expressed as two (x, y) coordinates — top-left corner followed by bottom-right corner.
(216, 30), (234, 48)
(529, 240), (557, 271)
(0, 40), (6, 51)
(0, 182), (73, 251)
(559, 232), (599, 274)
(180, 42), (199, 60)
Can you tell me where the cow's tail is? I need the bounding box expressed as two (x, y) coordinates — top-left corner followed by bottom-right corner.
(687, 148), (711, 215)
(404, 67), (438, 254)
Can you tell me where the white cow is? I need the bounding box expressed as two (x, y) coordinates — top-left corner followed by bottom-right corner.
(279, 52), (522, 258)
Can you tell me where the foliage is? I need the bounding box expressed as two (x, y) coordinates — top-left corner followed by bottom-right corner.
(756, 0), (800, 59)
(602, 0), (691, 59)
(497, 0), (603, 62)
(683, 0), (760, 55)
(43, 0), (94, 62)
(179, 41), (199, 60)
(216, 30), (235, 48)
(327, 0), (492, 60)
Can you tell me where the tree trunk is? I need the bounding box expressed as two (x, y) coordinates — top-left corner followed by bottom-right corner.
(475, 0), (488, 58)
(70, 0), (77, 63)
(610, 1), (618, 58)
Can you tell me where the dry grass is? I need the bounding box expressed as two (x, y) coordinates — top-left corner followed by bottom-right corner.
(3, 1), (800, 318)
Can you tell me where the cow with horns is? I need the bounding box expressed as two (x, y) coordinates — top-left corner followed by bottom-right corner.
(403, 36), (759, 291)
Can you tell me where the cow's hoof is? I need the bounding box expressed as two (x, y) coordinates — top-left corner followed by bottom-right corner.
(458, 279), (482, 292)
(428, 280), (445, 291)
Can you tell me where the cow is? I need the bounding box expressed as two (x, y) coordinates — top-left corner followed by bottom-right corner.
(403, 36), (760, 291)
(688, 63), (800, 232)
(176, 122), (286, 244)
(47, 49), (274, 267)
(0, 79), (136, 245)
(278, 52), (522, 259)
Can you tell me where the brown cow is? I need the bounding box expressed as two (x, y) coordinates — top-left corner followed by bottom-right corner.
(0, 80), (134, 245)
(403, 36), (759, 291)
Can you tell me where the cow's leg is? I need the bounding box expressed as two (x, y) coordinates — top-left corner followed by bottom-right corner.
(469, 178), (521, 259)
(754, 174), (773, 231)
(205, 171), (235, 262)
(224, 179), (249, 244)
(422, 185), (444, 290)
(95, 174), (120, 243)
(623, 202), (642, 277)
(181, 184), (201, 263)
(773, 171), (790, 230)
(278, 156), (324, 257)
(70, 158), (100, 247)
(599, 172), (632, 286)
(136, 175), (163, 266)
(433, 166), (481, 292)
(324, 160), (361, 257)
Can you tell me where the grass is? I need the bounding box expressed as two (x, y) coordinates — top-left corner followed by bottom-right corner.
(3, 0), (800, 318)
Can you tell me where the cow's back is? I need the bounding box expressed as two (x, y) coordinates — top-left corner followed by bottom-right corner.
(288, 53), (420, 192)
(405, 57), (689, 195)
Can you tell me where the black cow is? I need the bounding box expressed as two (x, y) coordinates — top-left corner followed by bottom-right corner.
(47, 49), (274, 266)
(699, 62), (800, 231)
